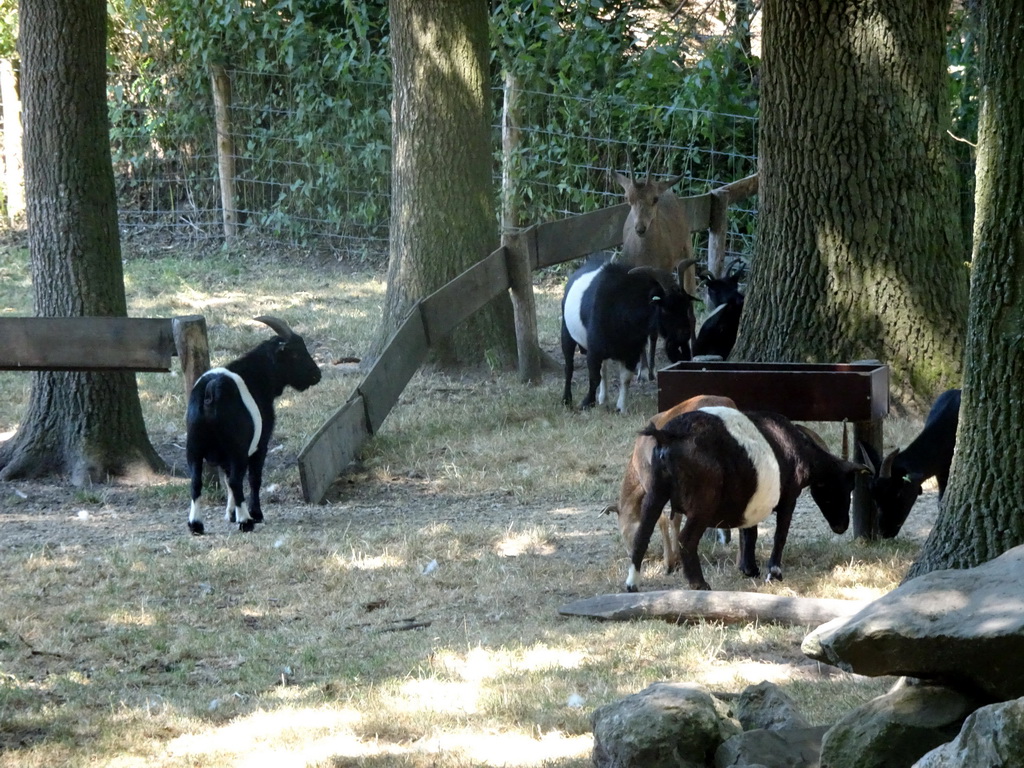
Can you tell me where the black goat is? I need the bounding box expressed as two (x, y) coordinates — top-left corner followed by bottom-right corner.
(860, 388), (961, 538)
(561, 254), (696, 412)
(693, 259), (746, 359)
(625, 406), (866, 591)
(186, 316), (322, 535)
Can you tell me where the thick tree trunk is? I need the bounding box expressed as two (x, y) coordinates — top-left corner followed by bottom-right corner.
(907, 0), (1024, 578)
(376, 0), (516, 368)
(0, 0), (163, 484)
(733, 0), (967, 412)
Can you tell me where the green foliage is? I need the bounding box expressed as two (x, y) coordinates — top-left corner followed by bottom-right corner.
(0, 2), (986, 262)
(104, 0), (392, 252)
(491, 0), (759, 257)
(946, 6), (980, 252)
(0, 0), (14, 60)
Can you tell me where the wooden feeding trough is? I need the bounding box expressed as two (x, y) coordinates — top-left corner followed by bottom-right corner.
(657, 360), (889, 538)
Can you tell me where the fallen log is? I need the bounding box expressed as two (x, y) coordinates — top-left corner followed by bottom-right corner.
(558, 590), (866, 628)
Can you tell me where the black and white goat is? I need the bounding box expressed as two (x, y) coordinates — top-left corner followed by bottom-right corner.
(561, 254), (696, 412)
(186, 316), (322, 535)
(625, 407), (866, 591)
(859, 388), (961, 539)
(693, 259), (746, 359)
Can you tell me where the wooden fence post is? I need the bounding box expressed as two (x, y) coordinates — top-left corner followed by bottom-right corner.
(852, 419), (883, 539)
(707, 173), (758, 296)
(504, 231), (543, 384)
(500, 71), (521, 242)
(172, 315), (210, 398)
(0, 58), (24, 224)
(851, 357), (885, 540)
(209, 64), (237, 241)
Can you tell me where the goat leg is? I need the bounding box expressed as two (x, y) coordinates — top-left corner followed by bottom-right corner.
(248, 453), (265, 523)
(626, 484), (670, 592)
(678, 516), (711, 590)
(187, 458), (205, 536)
(766, 499), (797, 582)
(737, 526), (760, 578)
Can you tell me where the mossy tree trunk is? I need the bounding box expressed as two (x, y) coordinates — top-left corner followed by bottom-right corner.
(733, 0), (967, 412)
(907, 0), (1024, 578)
(375, 0), (516, 368)
(0, 0), (163, 484)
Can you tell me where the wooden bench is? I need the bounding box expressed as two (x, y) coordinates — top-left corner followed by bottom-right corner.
(0, 315), (210, 396)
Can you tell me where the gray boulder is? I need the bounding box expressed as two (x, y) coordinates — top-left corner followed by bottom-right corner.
(818, 681), (979, 768)
(733, 681), (811, 732)
(803, 545), (1024, 701)
(715, 725), (829, 768)
(592, 681), (742, 768)
(913, 696), (1024, 768)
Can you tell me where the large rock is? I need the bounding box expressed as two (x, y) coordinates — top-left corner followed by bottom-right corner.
(802, 545), (1024, 701)
(733, 681), (811, 732)
(818, 681), (979, 768)
(592, 681), (742, 768)
(715, 725), (829, 768)
(912, 696), (1024, 767)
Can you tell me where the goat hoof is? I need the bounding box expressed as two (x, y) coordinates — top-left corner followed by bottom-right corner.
(250, 510), (264, 523)
(765, 567), (784, 582)
(740, 566), (761, 579)
(239, 520), (256, 533)
(188, 521), (205, 536)
(690, 582), (712, 591)
(625, 584), (638, 594)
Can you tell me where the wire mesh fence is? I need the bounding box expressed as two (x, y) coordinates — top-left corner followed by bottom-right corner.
(108, 66), (759, 263)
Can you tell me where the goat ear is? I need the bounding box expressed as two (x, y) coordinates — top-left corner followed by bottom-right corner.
(615, 172), (632, 191)
(658, 174), (684, 192)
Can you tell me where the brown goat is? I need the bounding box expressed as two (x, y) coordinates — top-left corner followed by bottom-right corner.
(606, 394), (737, 573)
(615, 156), (694, 276)
(616, 156), (698, 363)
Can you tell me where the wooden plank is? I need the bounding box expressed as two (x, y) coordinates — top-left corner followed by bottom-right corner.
(559, 590), (865, 628)
(298, 394), (370, 504)
(358, 309), (430, 433)
(0, 317), (175, 371)
(533, 204), (629, 269)
(532, 194), (713, 270)
(419, 247), (511, 344)
(684, 193), (712, 233)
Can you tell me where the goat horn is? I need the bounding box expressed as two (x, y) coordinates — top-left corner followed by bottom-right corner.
(254, 315), (295, 339)
(625, 147), (636, 184)
(879, 448), (900, 479)
(726, 257), (748, 278)
(675, 257), (699, 285)
(629, 265), (676, 293)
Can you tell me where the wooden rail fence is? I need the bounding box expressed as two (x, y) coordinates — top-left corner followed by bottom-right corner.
(297, 176), (758, 504)
(0, 315), (210, 398)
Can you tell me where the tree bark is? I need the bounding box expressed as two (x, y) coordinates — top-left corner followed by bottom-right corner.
(375, 0), (516, 368)
(733, 0), (967, 412)
(907, 0), (1024, 578)
(0, 0), (163, 484)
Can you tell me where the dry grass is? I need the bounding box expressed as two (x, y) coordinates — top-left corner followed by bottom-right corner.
(0, 240), (935, 767)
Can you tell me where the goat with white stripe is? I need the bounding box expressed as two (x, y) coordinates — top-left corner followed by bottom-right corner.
(625, 407), (867, 591)
(186, 316), (321, 535)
